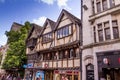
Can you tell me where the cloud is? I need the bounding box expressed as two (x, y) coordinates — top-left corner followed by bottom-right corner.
(36, 0), (71, 10)
(32, 16), (47, 26)
(35, 0), (55, 5)
(0, 35), (7, 45)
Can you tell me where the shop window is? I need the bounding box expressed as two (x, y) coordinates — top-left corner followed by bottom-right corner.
(74, 75), (78, 80)
(68, 75), (72, 80)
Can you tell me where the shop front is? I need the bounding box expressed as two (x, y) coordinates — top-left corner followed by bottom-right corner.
(24, 63), (34, 80)
(97, 51), (120, 80)
(54, 69), (80, 80)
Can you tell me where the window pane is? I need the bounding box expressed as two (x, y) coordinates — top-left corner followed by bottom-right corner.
(102, 0), (108, 10)
(60, 29), (63, 38)
(57, 30), (60, 38)
(105, 28), (111, 40)
(63, 27), (66, 37)
(98, 24), (102, 29)
(113, 27), (119, 39)
(97, 2), (101, 12)
(104, 22), (109, 28)
(112, 20), (118, 27)
(66, 26), (69, 36)
(93, 27), (96, 42)
(69, 25), (72, 34)
(98, 30), (104, 41)
(109, 0), (115, 8)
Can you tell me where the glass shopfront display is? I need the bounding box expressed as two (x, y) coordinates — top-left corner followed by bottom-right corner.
(97, 51), (120, 80)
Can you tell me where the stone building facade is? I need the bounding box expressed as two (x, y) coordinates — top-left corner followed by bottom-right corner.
(82, 0), (120, 80)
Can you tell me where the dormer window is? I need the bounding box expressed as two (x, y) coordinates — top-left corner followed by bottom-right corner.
(57, 24), (72, 39)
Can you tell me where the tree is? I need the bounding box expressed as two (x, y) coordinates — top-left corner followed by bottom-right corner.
(2, 21), (31, 71)
(0, 52), (2, 64)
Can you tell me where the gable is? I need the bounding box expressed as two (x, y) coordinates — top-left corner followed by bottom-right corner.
(57, 13), (72, 29)
(30, 30), (37, 39)
(43, 23), (52, 34)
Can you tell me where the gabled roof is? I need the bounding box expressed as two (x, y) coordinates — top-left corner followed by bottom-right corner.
(54, 9), (81, 30)
(10, 22), (23, 31)
(39, 18), (56, 36)
(26, 23), (42, 41)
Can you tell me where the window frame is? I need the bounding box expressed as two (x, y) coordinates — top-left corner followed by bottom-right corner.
(112, 20), (119, 39)
(57, 24), (73, 39)
(42, 32), (53, 44)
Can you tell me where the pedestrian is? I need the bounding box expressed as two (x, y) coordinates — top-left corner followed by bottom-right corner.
(17, 73), (21, 80)
(1, 74), (5, 80)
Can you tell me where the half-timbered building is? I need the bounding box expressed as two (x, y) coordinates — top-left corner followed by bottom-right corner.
(26, 9), (82, 80)
(25, 23), (42, 79)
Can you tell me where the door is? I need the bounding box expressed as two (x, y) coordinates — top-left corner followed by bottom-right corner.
(86, 64), (94, 80)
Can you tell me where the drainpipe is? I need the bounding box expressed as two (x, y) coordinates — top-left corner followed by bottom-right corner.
(80, 0), (83, 80)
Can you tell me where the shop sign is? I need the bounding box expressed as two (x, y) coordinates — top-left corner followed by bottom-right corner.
(54, 70), (59, 74)
(74, 71), (79, 75)
(54, 70), (79, 75)
(27, 63), (33, 68)
(34, 62), (42, 68)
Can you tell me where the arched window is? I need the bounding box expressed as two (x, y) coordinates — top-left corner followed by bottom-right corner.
(69, 49), (74, 58)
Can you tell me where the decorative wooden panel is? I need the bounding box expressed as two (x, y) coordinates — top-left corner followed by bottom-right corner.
(68, 59), (73, 67)
(42, 61), (45, 68)
(74, 59), (80, 67)
(49, 61), (53, 68)
(53, 61), (57, 68)
(58, 60), (62, 68)
(63, 60), (67, 67)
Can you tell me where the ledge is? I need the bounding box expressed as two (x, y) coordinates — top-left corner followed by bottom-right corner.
(89, 4), (120, 22)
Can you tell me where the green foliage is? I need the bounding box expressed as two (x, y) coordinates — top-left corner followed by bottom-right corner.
(2, 21), (31, 70)
(0, 52), (2, 64)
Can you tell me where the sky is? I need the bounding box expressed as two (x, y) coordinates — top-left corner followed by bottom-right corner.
(0, 0), (81, 46)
